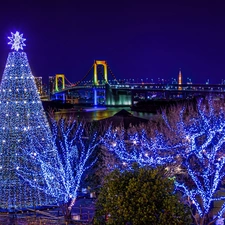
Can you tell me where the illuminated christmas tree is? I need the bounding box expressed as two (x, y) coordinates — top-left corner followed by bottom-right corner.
(0, 31), (58, 209)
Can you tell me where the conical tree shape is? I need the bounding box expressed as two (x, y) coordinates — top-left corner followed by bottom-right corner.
(0, 51), (57, 209)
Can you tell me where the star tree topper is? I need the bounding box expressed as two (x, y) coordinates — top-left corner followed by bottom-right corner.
(8, 31), (26, 51)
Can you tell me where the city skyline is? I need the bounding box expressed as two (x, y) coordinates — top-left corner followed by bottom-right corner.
(0, 1), (225, 84)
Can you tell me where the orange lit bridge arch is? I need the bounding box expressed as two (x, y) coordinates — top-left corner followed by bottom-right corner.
(94, 60), (108, 85)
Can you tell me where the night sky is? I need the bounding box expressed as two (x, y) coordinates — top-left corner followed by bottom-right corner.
(0, 0), (225, 84)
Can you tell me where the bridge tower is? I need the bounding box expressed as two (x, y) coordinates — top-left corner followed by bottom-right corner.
(55, 74), (65, 92)
(93, 60), (108, 85)
(54, 74), (66, 102)
(93, 61), (108, 105)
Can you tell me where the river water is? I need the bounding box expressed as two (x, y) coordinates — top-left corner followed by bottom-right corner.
(54, 106), (154, 122)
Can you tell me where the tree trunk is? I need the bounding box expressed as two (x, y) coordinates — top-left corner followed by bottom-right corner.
(199, 216), (205, 225)
(60, 202), (72, 224)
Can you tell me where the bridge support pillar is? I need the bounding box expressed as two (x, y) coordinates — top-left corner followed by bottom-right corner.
(63, 93), (66, 103)
(53, 93), (66, 103)
(131, 90), (135, 107)
(94, 89), (97, 106)
(105, 83), (113, 105)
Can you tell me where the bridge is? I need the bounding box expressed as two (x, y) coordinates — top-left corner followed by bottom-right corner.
(51, 61), (225, 106)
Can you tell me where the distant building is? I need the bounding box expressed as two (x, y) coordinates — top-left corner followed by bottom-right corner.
(42, 83), (48, 96)
(34, 76), (43, 95)
(178, 69), (182, 90)
(48, 76), (55, 96)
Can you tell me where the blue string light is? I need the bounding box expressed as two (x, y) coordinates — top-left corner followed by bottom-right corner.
(103, 97), (225, 221)
(18, 118), (98, 210)
(166, 97), (225, 220)
(102, 126), (179, 169)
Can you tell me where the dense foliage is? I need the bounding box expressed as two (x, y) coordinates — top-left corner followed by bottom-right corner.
(94, 166), (191, 225)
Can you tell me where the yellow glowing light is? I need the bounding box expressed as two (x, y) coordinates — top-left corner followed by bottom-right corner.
(55, 74), (65, 92)
(93, 60), (108, 85)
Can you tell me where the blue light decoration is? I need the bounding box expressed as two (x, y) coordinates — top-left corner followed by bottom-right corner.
(103, 97), (225, 221)
(0, 31), (59, 209)
(163, 97), (225, 221)
(51, 118), (98, 210)
(18, 117), (98, 210)
(102, 126), (179, 170)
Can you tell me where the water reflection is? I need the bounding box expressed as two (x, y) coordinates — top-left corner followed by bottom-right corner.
(54, 107), (154, 122)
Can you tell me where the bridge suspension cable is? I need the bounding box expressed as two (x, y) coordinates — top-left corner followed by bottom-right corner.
(56, 76), (73, 90)
(64, 76), (75, 86)
(107, 64), (119, 84)
(74, 64), (94, 86)
(63, 65), (94, 87)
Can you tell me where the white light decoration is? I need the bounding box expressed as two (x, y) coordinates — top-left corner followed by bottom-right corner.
(0, 32), (58, 209)
(8, 31), (26, 51)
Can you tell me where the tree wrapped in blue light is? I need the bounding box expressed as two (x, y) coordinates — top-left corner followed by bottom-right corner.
(163, 97), (225, 223)
(18, 117), (99, 211)
(51, 118), (98, 210)
(103, 98), (225, 223)
(0, 31), (58, 209)
(102, 125), (179, 170)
